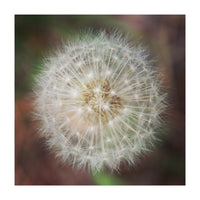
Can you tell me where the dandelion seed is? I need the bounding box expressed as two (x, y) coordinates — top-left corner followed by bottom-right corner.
(66, 76), (71, 83)
(71, 89), (78, 98)
(124, 79), (129, 84)
(33, 31), (167, 173)
(103, 104), (109, 111)
(88, 72), (93, 79)
(87, 106), (92, 112)
(111, 90), (115, 95)
(94, 87), (100, 94)
(109, 120), (114, 126)
(106, 70), (111, 76)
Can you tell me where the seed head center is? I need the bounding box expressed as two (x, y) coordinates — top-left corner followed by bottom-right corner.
(79, 78), (123, 125)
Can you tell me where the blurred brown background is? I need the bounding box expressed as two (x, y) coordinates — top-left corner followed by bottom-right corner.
(15, 15), (185, 185)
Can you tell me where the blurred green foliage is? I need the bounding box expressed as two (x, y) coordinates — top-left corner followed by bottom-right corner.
(93, 171), (126, 185)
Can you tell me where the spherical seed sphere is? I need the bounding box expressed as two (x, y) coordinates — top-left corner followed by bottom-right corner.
(33, 31), (166, 173)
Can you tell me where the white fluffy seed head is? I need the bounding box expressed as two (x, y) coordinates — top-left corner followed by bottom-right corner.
(33, 31), (167, 173)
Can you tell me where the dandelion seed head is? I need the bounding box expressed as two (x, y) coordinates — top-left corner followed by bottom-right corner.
(33, 31), (167, 173)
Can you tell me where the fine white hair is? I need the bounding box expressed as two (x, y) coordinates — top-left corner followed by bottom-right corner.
(33, 30), (167, 173)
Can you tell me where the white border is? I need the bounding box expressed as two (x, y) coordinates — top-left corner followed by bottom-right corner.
(1, 0), (200, 200)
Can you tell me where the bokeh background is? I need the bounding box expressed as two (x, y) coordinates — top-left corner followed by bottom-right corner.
(15, 15), (185, 185)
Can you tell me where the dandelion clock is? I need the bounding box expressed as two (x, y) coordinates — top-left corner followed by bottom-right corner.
(33, 31), (167, 173)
